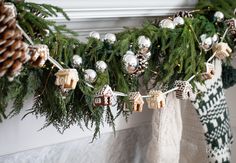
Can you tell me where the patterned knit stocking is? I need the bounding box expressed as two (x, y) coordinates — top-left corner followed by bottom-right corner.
(146, 92), (182, 163)
(191, 59), (233, 163)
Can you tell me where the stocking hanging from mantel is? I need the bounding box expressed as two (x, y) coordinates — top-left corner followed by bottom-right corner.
(191, 59), (233, 163)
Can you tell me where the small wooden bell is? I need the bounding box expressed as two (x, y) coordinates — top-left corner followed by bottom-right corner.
(212, 42), (232, 60)
(128, 92), (144, 112)
(29, 44), (49, 67)
(94, 85), (113, 107)
(55, 69), (79, 90)
(201, 62), (215, 80)
(146, 90), (166, 109)
(174, 80), (193, 100)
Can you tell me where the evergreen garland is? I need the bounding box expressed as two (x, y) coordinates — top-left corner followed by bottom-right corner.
(0, 0), (235, 139)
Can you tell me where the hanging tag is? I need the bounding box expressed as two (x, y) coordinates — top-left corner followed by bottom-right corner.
(202, 62), (215, 80)
(93, 85), (113, 107)
(128, 92), (144, 112)
(29, 44), (49, 67)
(146, 90), (166, 109)
(212, 42), (232, 60)
(174, 80), (193, 100)
(55, 69), (79, 90)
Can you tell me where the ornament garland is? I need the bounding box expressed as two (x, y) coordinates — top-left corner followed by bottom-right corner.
(0, 0), (235, 140)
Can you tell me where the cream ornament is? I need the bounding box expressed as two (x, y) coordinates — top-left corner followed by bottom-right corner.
(128, 92), (144, 112)
(212, 42), (232, 60)
(146, 90), (166, 109)
(93, 85), (113, 107)
(29, 44), (49, 67)
(201, 62), (215, 80)
(55, 69), (79, 90)
(174, 80), (193, 100)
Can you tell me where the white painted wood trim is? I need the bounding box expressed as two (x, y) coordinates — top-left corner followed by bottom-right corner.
(54, 6), (194, 21)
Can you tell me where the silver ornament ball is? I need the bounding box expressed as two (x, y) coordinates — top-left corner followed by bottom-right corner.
(72, 55), (82, 68)
(200, 34), (213, 50)
(89, 31), (100, 40)
(144, 51), (152, 60)
(96, 60), (108, 73)
(104, 33), (116, 44)
(212, 34), (219, 44)
(173, 16), (185, 26)
(122, 51), (138, 74)
(214, 11), (224, 22)
(200, 34), (207, 42)
(159, 19), (175, 29)
(84, 69), (97, 83)
(138, 36), (151, 49)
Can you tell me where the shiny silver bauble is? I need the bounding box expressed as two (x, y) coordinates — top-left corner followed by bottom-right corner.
(159, 19), (175, 29)
(138, 36), (151, 49)
(173, 16), (185, 26)
(89, 31), (100, 39)
(200, 34), (213, 50)
(214, 11), (224, 22)
(72, 55), (82, 68)
(96, 60), (107, 73)
(84, 69), (97, 83)
(212, 34), (219, 44)
(104, 33), (116, 44)
(122, 51), (138, 74)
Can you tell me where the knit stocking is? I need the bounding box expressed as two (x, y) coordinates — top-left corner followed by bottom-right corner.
(146, 92), (182, 163)
(191, 59), (233, 163)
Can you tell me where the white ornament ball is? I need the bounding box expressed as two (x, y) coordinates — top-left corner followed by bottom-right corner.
(122, 51), (138, 74)
(138, 36), (151, 49)
(96, 60), (107, 73)
(159, 19), (175, 29)
(89, 31), (100, 39)
(72, 55), (82, 68)
(104, 33), (116, 44)
(214, 11), (224, 22)
(173, 16), (185, 26)
(84, 69), (97, 83)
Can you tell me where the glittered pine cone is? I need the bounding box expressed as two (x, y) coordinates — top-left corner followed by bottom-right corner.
(174, 11), (193, 18)
(0, 2), (30, 79)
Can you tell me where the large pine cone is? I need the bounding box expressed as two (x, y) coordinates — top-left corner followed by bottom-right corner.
(0, 2), (30, 79)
